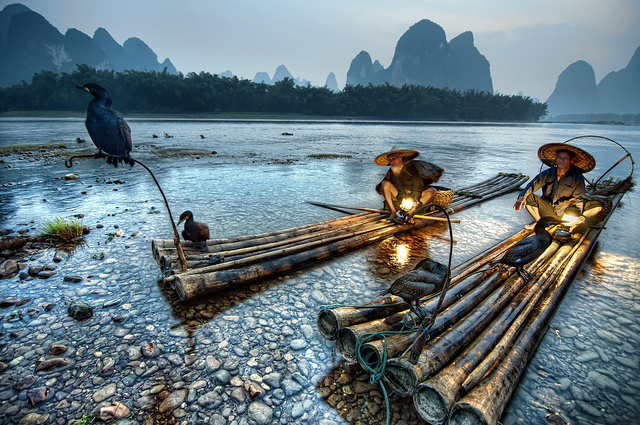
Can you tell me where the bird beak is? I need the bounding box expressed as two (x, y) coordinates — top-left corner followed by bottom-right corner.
(76, 85), (89, 93)
(177, 218), (185, 225)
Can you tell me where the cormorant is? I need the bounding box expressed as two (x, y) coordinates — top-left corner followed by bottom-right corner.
(380, 258), (448, 319)
(178, 211), (210, 251)
(497, 216), (563, 281)
(77, 83), (133, 167)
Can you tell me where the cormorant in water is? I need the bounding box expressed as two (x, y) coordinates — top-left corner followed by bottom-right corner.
(497, 216), (563, 281)
(77, 83), (133, 167)
(380, 258), (448, 319)
(178, 211), (210, 251)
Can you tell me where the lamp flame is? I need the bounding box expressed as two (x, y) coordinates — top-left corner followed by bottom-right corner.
(400, 198), (415, 212)
(561, 213), (577, 224)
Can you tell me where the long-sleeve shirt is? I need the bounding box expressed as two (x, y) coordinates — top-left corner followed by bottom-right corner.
(519, 165), (586, 215)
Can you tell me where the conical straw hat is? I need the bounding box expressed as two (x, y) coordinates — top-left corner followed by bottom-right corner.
(537, 143), (596, 173)
(375, 146), (420, 166)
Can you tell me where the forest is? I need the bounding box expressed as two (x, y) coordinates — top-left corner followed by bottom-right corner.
(0, 65), (548, 121)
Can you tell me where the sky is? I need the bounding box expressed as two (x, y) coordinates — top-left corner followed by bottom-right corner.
(3, 0), (639, 101)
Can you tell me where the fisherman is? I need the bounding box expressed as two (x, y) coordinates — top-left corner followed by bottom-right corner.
(514, 143), (602, 232)
(375, 147), (444, 223)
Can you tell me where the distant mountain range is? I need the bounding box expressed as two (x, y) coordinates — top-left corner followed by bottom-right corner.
(546, 47), (640, 116)
(0, 3), (177, 87)
(346, 20), (493, 94)
(1, 3), (638, 116)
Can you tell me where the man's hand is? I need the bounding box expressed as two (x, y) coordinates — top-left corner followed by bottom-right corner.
(513, 196), (525, 211)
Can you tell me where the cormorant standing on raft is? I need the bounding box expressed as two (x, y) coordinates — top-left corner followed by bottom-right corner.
(77, 83), (134, 167)
(496, 216), (563, 281)
(380, 258), (448, 319)
(178, 211), (210, 251)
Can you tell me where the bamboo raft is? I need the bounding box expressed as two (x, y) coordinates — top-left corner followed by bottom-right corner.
(152, 173), (529, 300)
(316, 185), (629, 425)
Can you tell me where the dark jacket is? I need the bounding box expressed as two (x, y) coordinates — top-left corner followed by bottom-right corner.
(519, 165), (586, 215)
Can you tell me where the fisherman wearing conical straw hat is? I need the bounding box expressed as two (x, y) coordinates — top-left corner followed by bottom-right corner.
(375, 147), (444, 223)
(514, 143), (602, 232)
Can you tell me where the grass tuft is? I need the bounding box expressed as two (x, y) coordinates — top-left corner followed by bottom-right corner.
(41, 217), (85, 242)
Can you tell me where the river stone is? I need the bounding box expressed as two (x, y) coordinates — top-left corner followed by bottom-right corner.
(0, 297), (20, 308)
(93, 383), (117, 402)
(281, 378), (304, 396)
(140, 342), (161, 357)
(35, 358), (70, 373)
(158, 389), (187, 414)
(37, 270), (56, 279)
(14, 376), (36, 391)
(26, 386), (52, 405)
(63, 275), (83, 283)
(68, 301), (93, 320)
(290, 339), (307, 350)
(595, 329), (621, 344)
(94, 401), (130, 422)
(0, 260), (19, 279)
(64, 173), (80, 181)
(248, 401), (273, 425)
(587, 371), (620, 391)
(47, 344), (67, 356)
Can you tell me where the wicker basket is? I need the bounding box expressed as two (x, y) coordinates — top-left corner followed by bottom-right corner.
(433, 190), (454, 208)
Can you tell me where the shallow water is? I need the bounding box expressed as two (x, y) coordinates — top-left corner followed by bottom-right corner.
(0, 117), (638, 424)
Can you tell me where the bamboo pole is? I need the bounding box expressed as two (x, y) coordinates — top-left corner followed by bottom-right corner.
(317, 227), (530, 341)
(305, 201), (461, 223)
(152, 211), (380, 254)
(412, 242), (577, 424)
(171, 217), (437, 300)
(447, 193), (623, 425)
(382, 241), (562, 396)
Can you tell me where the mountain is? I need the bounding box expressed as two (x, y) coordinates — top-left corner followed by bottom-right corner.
(324, 72), (339, 92)
(546, 47), (640, 116)
(252, 65), (311, 86)
(346, 19), (493, 93)
(0, 3), (177, 87)
(546, 61), (599, 116)
(597, 46), (640, 114)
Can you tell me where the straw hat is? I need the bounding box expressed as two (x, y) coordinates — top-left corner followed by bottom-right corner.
(375, 146), (420, 166)
(537, 143), (596, 173)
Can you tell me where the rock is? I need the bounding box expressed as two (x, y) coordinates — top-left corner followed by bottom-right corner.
(290, 339), (307, 350)
(26, 386), (52, 405)
(0, 297), (20, 308)
(212, 370), (231, 385)
(27, 266), (43, 277)
(140, 342), (161, 357)
(35, 358), (70, 372)
(63, 275), (83, 283)
(52, 251), (66, 263)
(262, 372), (282, 388)
(243, 381), (262, 399)
(0, 260), (19, 279)
(93, 383), (117, 402)
(281, 378), (304, 396)
(64, 173), (80, 181)
(158, 389), (188, 414)
(205, 355), (220, 372)
(37, 270), (56, 279)
(47, 344), (68, 356)
(248, 401), (273, 425)
(95, 401), (130, 422)
(68, 301), (93, 320)
(102, 298), (121, 308)
(14, 376), (35, 391)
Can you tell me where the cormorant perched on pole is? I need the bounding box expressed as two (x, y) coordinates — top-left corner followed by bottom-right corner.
(379, 258), (448, 319)
(178, 211), (210, 251)
(496, 216), (563, 281)
(77, 83), (134, 167)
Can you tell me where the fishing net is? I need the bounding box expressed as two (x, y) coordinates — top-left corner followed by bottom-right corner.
(542, 135), (635, 191)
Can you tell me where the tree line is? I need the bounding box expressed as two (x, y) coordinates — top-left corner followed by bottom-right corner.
(0, 65), (547, 121)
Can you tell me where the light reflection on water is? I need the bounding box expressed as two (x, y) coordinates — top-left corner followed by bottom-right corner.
(0, 118), (639, 424)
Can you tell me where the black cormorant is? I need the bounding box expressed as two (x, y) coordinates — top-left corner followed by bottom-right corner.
(497, 216), (563, 281)
(77, 83), (133, 167)
(380, 258), (448, 319)
(178, 211), (210, 251)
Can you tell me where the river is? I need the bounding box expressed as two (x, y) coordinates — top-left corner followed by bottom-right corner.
(0, 117), (638, 424)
